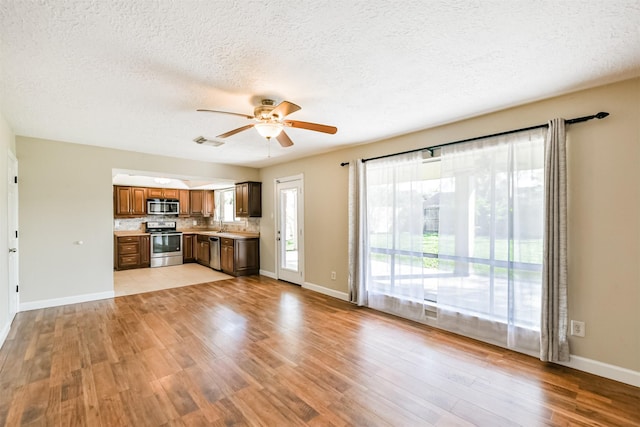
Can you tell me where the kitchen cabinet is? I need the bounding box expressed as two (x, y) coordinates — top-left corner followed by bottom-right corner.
(147, 188), (179, 199)
(183, 234), (195, 262)
(204, 190), (214, 217)
(221, 238), (234, 273)
(190, 191), (203, 215)
(179, 190), (190, 216)
(195, 234), (210, 266)
(114, 186), (147, 217)
(190, 190), (214, 217)
(114, 235), (150, 270)
(140, 235), (150, 265)
(235, 182), (261, 217)
(220, 237), (259, 276)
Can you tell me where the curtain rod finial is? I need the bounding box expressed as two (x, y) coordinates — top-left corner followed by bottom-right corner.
(595, 112), (609, 119)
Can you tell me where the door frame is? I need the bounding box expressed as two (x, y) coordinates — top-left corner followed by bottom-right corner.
(274, 174), (304, 285)
(7, 150), (19, 320)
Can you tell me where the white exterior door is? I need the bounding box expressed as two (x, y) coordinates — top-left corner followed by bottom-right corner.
(7, 151), (19, 319)
(276, 175), (304, 285)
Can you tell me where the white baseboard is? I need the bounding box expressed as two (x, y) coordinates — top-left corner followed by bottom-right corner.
(0, 315), (14, 351)
(302, 281), (349, 301)
(558, 355), (640, 388)
(259, 269), (277, 279)
(19, 290), (115, 312)
(258, 272), (349, 302)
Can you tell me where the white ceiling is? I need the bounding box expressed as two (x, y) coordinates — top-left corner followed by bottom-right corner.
(1, 1), (639, 168)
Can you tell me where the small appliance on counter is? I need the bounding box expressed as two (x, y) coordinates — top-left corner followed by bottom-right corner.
(145, 221), (183, 267)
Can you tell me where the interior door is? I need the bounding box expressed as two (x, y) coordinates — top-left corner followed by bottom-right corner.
(276, 176), (304, 285)
(7, 151), (19, 319)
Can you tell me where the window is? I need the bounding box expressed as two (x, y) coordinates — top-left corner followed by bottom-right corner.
(217, 188), (235, 222)
(362, 128), (546, 352)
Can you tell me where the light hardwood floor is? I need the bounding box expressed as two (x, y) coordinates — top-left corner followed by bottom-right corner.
(0, 275), (638, 426)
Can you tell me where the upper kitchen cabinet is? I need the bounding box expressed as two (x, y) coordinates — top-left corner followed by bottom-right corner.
(235, 182), (261, 217)
(179, 190), (190, 216)
(147, 188), (179, 199)
(114, 186), (147, 217)
(189, 190), (214, 217)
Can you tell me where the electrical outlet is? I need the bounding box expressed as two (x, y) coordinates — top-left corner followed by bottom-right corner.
(571, 320), (585, 337)
(331, 271), (336, 280)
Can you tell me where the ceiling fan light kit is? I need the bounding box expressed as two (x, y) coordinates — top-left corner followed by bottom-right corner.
(255, 121), (284, 139)
(197, 99), (337, 148)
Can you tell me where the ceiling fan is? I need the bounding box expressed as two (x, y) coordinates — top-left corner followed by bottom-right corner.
(197, 99), (337, 147)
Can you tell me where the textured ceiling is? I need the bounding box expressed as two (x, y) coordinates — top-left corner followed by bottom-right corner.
(1, 1), (639, 168)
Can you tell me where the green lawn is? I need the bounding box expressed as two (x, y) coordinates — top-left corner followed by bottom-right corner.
(369, 232), (542, 271)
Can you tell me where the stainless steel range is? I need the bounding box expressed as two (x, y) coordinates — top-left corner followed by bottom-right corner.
(145, 221), (183, 268)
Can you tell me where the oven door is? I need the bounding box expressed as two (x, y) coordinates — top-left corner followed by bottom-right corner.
(150, 232), (183, 262)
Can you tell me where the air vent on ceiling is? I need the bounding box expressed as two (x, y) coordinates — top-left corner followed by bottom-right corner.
(193, 136), (224, 147)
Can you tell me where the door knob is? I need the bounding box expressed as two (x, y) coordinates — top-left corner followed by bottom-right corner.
(9, 248), (17, 253)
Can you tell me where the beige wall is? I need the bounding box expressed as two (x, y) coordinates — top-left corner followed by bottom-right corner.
(16, 137), (259, 304)
(0, 112), (17, 337)
(260, 77), (640, 372)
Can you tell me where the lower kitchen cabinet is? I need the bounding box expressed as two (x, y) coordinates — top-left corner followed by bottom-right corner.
(114, 235), (150, 270)
(221, 237), (259, 276)
(183, 234), (195, 262)
(195, 235), (210, 266)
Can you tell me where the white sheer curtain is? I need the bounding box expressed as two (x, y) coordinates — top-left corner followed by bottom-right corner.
(436, 129), (546, 354)
(364, 152), (426, 322)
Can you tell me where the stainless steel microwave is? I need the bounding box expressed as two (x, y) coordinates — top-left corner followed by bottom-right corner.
(147, 198), (179, 216)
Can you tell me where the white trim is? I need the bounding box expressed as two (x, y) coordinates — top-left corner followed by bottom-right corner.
(0, 313), (15, 350)
(275, 173), (304, 184)
(259, 269), (277, 279)
(557, 355), (640, 388)
(19, 290), (115, 312)
(274, 175), (305, 285)
(302, 281), (349, 301)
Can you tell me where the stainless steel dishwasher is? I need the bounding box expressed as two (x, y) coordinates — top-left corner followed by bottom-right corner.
(209, 236), (221, 270)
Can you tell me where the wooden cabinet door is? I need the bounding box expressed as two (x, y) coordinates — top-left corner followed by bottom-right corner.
(247, 182), (262, 217)
(140, 235), (150, 266)
(235, 182), (261, 217)
(183, 234), (194, 262)
(235, 239), (259, 273)
(131, 187), (147, 215)
(203, 190), (214, 217)
(190, 190), (204, 215)
(196, 240), (210, 265)
(235, 183), (247, 217)
(163, 188), (179, 199)
(147, 188), (163, 198)
(115, 186), (132, 216)
(179, 190), (190, 216)
(221, 242), (234, 273)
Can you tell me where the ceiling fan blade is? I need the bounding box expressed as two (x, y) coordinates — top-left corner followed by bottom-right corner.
(270, 101), (301, 119)
(276, 130), (294, 147)
(284, 120), (338, 134)
(217, 124), (255, 138)
(197, 109), (254, 120)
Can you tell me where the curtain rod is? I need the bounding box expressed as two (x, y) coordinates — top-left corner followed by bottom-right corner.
(339, 112), (609, 167)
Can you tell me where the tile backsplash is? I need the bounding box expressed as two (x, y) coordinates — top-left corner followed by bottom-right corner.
(114, 216), (260, 233)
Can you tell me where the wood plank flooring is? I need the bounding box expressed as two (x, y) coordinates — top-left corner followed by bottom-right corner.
(0, 275), (638, 426)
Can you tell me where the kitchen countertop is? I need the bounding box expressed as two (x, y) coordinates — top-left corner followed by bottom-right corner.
(114, 229), (259, 239)
(114, 230), (149, 237)
(179, 229), (260, 239)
